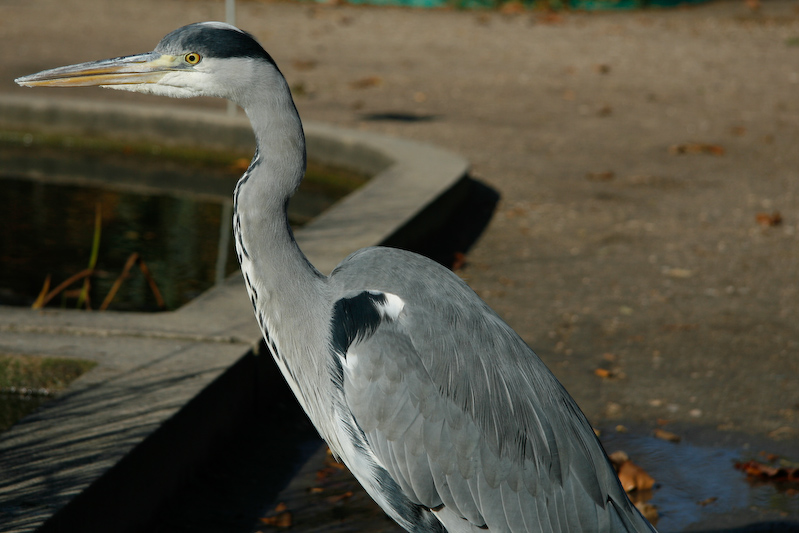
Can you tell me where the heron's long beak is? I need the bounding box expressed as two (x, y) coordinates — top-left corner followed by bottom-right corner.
(15, 52), (183, 88)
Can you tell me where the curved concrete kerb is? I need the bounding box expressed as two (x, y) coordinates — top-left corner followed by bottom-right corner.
(0, 95), (468, 533)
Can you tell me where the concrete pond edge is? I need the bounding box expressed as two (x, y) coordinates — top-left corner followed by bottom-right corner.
(0, 95), (469, 532)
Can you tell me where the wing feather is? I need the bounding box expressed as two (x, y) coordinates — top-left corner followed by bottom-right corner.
(330, 247), (655, 533)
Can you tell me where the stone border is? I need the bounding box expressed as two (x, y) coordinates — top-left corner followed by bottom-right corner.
(0, 96), (468, 533)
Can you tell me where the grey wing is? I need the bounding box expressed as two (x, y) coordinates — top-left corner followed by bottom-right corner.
(329, 251), (655, 533)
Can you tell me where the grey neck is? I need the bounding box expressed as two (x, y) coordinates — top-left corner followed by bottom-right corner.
(232, 81), (338, 446)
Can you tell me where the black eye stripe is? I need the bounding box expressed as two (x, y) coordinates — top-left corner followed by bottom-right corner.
(156, 24), (276, 67)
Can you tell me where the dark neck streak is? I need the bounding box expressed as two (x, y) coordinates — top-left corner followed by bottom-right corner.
(232, 87), (335, 441)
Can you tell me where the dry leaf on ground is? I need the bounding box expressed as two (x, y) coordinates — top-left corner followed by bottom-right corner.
(617, 460), (656, 492)
(451, 252), (467, 271)
(292, 59), (317, 71)
(326, 491), (354, 504)
(756, 212), (782, 226)
(260, 503), (293, 528)
(350, 76), (383, 89)
(735, 460), (799, 482)
(668, 143), (725, 156)
(586, 171), (615, 181)
(654, 428), (681, 443)
(608, 451), (656, 493)
(594, 368), (613, 379)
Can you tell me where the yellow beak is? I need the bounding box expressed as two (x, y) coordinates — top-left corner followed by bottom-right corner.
(15, 52), (184, 88)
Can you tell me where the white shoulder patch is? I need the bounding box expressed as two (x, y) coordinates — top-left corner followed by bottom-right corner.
(370, 291), (405, 321)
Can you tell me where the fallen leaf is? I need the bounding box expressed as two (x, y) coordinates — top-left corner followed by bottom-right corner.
(260, 511), (293, 527)
(586, 171), (615, 181)
(668, 143), (725, 156)
(735, 460), (799, 482)
(596, 104), (613, 117)
(350, 76), (383, 89)
(594, 368), (613, 379)
(316, 466), (339, 481)
(760, 451), (780, 462)
(697, 497), (718, 506)
(654, 428), (681, 443)
(756, 212), (782, 227)
(326, 491), (354, 504)
(274, 502), (287, 513)
(617, 460), (656, 492)
(292, 59), (317, 71)
(730, 125), (747, 136)
(451, 252), (467, 271)
(291, 82), (309, 97)
(504, 205), (529, 218)
(308, 487), (324, 494)
(608, 450), (629, 468)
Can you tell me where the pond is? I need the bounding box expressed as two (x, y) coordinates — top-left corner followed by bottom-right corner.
(0, 128), (368, 436)
(601, 426), (799, 531)
(0, 130), (367, 311)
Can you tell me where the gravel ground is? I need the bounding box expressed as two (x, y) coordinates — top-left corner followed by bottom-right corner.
(1, 0), (798, 530)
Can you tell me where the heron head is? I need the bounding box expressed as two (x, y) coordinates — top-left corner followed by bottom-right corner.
(15, 22), (281, 105)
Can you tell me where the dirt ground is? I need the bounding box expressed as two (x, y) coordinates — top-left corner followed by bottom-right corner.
(1, 0), (798, 529)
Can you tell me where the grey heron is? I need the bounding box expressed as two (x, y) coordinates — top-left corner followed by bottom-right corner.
(16, 22), (657, 532)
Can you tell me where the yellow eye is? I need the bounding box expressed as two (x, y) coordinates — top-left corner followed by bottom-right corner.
(185, 52), (202, 65)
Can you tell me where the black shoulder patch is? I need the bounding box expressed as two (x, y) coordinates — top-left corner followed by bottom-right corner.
(330, 292), (387, 356)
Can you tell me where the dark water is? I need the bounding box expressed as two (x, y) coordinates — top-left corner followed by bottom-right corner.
(0, 392), (50, 433)
(0, 177), (238, 310)
(0, 140), (362, 311)
(601, 428), (799, 531)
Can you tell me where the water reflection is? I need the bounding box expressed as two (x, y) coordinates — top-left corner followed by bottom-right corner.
(601, 430), (799, 531)
(0, 133), (365, 311)
(1, 177), (238, 311)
